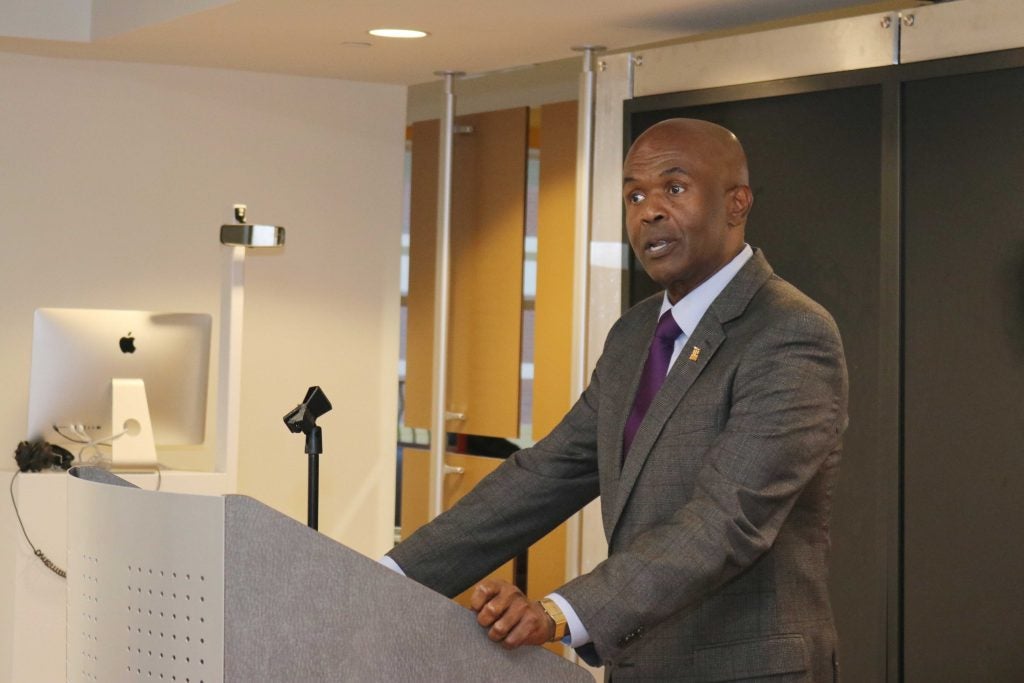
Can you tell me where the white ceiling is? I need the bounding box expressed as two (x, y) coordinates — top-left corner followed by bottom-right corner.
(0, 0), (913, 85)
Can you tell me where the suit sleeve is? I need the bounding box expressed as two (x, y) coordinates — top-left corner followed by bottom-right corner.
(386, 350), (609, 597)
(557, 307), (848, 663)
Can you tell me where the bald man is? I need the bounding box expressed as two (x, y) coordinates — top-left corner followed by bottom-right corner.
(387, 119), (847, 681)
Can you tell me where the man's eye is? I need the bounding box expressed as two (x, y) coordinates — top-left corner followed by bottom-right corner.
(668, 183), (685, 195)
(627, 191), (645, 204)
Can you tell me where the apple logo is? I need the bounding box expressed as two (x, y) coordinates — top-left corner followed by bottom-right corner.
(119, 332), (136, 354)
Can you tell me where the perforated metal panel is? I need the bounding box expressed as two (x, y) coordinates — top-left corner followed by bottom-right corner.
(67, 469), (224, 683)
(121, 563), (216, 681)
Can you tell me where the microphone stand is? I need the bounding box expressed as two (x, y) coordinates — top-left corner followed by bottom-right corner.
(305, 426), (322, 530)
(283, 386), (333, 531)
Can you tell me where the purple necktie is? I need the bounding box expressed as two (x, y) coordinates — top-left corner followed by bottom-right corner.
(623, 310), (682, 457)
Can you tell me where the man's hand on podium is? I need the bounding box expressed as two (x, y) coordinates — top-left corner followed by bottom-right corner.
(470, 579), (554, 649)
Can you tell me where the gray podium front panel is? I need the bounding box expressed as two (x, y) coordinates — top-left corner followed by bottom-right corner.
(224, 496), (588, 682)
(67, 467), (589, 682)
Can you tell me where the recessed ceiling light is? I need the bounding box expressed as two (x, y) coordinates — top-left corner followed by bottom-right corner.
(368, 28), (428, 39)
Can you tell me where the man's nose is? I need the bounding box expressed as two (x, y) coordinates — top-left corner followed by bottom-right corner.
(640, 198), (667, 223)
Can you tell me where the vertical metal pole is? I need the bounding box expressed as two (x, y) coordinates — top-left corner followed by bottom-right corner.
(569, 46), (602, 404)
(428, 71), (463, 521)
(564, 45), (603, 588)
(216, 245), (245, 490)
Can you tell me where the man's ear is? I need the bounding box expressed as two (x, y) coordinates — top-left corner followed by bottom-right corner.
(727, 185), (754, 226)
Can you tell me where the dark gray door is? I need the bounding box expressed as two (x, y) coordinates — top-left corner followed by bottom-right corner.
(903, 64), (1024, 682)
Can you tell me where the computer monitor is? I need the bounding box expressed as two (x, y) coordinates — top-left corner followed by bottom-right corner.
(27, 308), (212, 466)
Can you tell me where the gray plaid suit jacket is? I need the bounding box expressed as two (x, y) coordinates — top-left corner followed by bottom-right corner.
(389, 249), (848, 681)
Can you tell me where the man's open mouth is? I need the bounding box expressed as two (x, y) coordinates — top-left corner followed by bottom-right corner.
(646, 239), (674, 256)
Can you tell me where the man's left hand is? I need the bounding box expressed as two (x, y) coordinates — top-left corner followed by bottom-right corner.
(470, 578), (553, 649)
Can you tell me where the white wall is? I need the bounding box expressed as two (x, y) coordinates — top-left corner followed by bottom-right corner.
(0, 51), (405, 679)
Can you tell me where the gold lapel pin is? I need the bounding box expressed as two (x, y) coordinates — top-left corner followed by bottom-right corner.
(689, 346), (701, 362)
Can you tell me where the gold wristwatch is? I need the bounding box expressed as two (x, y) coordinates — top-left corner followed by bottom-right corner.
(539, 597), (568, 642)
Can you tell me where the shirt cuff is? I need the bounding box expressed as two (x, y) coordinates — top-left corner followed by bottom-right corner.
(378, 555), (406, 576)
(546, 592), (591, 647)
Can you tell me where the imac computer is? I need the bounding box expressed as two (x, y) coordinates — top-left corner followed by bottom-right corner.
(27, 308), (212, 469)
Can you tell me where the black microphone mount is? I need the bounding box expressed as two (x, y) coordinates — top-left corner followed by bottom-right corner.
(283, 386), (333, 529)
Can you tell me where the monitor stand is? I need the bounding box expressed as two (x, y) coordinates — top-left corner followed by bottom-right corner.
(110, 378), (158, 470)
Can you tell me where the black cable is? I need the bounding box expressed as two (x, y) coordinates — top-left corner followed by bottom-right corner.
(8, 471), (66, 579)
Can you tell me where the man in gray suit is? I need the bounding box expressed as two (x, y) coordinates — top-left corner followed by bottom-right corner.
(387, 118), (848, 681)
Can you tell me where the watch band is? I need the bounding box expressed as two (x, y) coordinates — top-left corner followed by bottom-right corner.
(539, 597), (568, 642)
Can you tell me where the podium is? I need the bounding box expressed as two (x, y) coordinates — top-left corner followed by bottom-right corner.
(66, 467), (590, 682)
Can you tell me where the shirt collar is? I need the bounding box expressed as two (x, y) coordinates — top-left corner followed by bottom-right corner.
(659, 244), (753, 337)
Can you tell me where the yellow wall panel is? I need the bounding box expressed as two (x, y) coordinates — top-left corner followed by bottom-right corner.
(532, 100), (578, 439)
(404, 108), (528, 438)
(404, 120), (439, 429)
(447, 107), (528, 437)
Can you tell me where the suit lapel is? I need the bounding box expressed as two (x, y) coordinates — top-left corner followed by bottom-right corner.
(605, 250), (774, 538)
(606, 322), (725, 535)
(598, 297), (660, 534)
